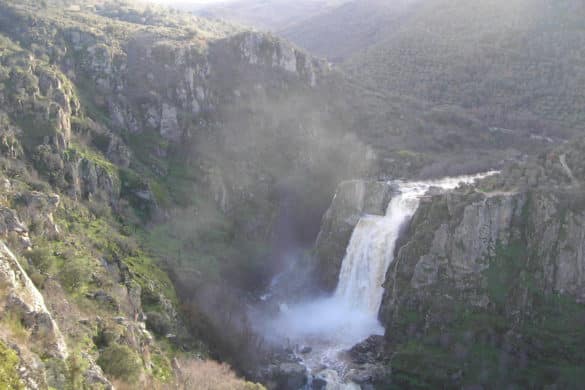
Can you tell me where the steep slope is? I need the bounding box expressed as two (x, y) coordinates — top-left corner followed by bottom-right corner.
(375, 137), (585, 388)
(0, 21), (219, 387)
(0, 0), (360, 386)
(345, 0), (585, 138)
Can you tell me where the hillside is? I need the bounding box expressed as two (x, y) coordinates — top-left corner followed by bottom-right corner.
(344, 0), (585, 138)
(0, 0), (352, 387)
(280, 0), (418, 62)
(193, 0), (349, 31)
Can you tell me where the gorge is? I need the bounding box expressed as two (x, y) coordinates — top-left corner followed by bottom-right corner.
(0, 0), (585, 389)
(259, 173), (496, 388)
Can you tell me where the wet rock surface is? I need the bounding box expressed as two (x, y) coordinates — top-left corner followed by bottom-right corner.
(314, 180), (395, 291)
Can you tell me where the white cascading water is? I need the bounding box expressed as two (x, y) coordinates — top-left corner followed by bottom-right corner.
(262, 172), (497, 388)
(334, 173), (495, 315)
(333, 195), (419, 314)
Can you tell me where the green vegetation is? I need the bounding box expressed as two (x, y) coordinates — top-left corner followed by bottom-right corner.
(0, 341), (24, 390)
(346, 0), (585, 136)
(66, 351), (89, 390)
(66, 142), (118, 178)
(389, 232), (585, 389)
(150, 351), (173, 382)
(485, 243), (527, 309)
(1, 310), (29, 344)
(49, 196), (179, 308)
(97, 344), (143, 382)
(5, 0), (585, 388)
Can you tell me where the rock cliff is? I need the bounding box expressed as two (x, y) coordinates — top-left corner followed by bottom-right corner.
(377, 139), (585, 388)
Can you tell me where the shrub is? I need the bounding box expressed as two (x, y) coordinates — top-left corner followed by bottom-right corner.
(169, 359), (265, 390)
(29, 270), (46, 289)
(26, 247), (52, 273)
(93, 326), (120, 349)
(67, 351), (89, 389)
(0, 341), (24, 389)
(59, 257), (90, 292)
(145, 311), (172, 336)
(1, 310), (29, 343)
(97, 344), (142, 382)
(88, 200), (111, 219)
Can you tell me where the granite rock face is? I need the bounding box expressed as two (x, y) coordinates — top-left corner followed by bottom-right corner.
(375, 143), (585, 386)
(382, 187), (585, 324)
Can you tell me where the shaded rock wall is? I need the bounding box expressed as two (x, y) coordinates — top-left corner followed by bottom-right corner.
(313, 180), (394, 291)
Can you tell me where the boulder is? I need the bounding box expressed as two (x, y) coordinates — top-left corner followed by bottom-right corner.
(274, 362), (308, 390)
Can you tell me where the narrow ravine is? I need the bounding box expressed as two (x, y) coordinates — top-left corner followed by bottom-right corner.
(260, 173), (496, 388)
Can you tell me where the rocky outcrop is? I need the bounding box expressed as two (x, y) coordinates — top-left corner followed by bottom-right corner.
(0, 241), (67, 359)
(399, 191), (526, 293)
(68, 157), (120, 203)
(314, 180), (394, 291)
(376, 157), (585, 387)
(0, 207), (31, 249)
(15, 191), (61, 238)
(382, 186), (585, 321)
(0, 43), (79, 151)
(0, 240), (114, 389)
(227, 32), (329, 87)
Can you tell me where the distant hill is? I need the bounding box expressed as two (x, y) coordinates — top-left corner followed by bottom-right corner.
(280, 0), (418, 62)
(194, 0), (348, 31)
(344, 0), (585, 137)
(193, 0), (420, 62)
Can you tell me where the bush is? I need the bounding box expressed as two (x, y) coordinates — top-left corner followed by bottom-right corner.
(59, 257), (90, 291)
(29, 270), (46, 289)
(145, 311), (172, 336)
(93, 326), (120, 349)
(26, 247), (52, 273)
(67, 351), (89, 389)
(169, 359), (265, 390)
(88, 200), (111, 219)
(97, 344), (142, 382)
(0, 341), (24, 389)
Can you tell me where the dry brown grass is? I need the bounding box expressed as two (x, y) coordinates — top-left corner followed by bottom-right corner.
(113, 359), (265, 390)
(170, 359), (264, 390)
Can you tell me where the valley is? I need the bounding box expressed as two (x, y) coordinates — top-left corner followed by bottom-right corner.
(0, 0), (584, 389)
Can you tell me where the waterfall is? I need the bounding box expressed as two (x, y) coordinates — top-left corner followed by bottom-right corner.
(259, 172), (497, 388)
(334, 192), (420, 314)
(334, 172), (496, 316)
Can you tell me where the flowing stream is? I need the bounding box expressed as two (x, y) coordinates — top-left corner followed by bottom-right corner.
(263, 173), (496, 388)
